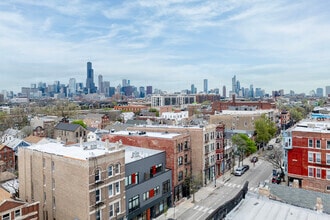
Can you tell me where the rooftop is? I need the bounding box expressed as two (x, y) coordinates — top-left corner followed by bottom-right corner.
(25, 141), (122, 161)
(226, 195), (330, 220)
(124, 146), (162, 164)
(112, 130), (182, 139)
(292, 118), (330, 133)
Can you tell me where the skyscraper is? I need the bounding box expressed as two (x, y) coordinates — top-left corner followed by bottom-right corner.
(86, 62), (96, 93)
(232, 75), (237, 95)
(191, 84), (195, 94)
(316, 88), (323, 97)
(98, 74), (103, 94)
(222, 85), (226, 98)
(68, 78), (76, 96)
(326, 86), (330, 97)
(203, 79), (208, 94)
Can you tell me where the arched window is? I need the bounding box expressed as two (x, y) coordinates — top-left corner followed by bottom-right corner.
(108, 165), (113, 177)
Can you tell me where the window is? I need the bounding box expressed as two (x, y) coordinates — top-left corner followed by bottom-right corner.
(327, 140), (330, 149)
(109, 203), (114, 217)
(178, 171), (183, 181)
(163, 180), (170, 194)
(308, 139), (313, 148)
(52, 178), (55, 189)
(115, 201), (120, 214)
(316, 153), (321, 163)
(316, 140), (321, 149)
(125, 173), (139, 186)
(178, 156), (183, 166)
(327, 154), (330, 165)
(95, 169), (101, 182)
(2, 213), (9, 220)
(184, 154), (188, 163)
(96, 210), (101, 220)
(14, 210), (20, 217)
(43, 158), (45, 168)
(308, 152), (314, 162)
(177, 143), (183, 152)
(115, 163), (120, 174)
(43, 175), (46, 186)
(51, 161), (55, 172)
(327, 186), (330, 191)
(53, 196), (56, 209)
(308, 167), (314, 177)
(316, 168), (321, 178)
(327, 170), (330, 180)
(108, 165), (113, 177)
(96, 189), (101, 203)
(108, 184), (113, 197)
(128, 195), (140, 213)
(115, 181), (120, 195)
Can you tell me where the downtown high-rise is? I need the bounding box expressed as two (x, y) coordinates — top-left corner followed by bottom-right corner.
(86, 62), (96, 93)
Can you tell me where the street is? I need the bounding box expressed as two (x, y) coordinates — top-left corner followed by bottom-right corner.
(160, 154), (274, 220)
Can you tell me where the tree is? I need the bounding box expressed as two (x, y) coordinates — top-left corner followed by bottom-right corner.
(263, 147), (285, 182)
(232, 134), (257, 166)
(254, 114), (277, 149)
(185, 173), (203, 203)
(72, 120), (87, 128)
(289, 107), (303, 124)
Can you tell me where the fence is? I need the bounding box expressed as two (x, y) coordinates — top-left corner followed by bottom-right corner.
(205, 181), (249, 220)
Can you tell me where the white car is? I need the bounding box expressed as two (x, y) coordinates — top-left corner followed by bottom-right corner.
(234, 165), (249, 176)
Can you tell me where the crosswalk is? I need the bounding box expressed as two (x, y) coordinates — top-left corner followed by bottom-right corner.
(222, 182), (259, 193)
(193, 205), (215, 214)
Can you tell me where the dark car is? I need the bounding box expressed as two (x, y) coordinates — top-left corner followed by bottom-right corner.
(251, 156), (258, 163)
(243, 164), (250, 172)
(267, 145), (274, 150)
(276, 138), (281, 143)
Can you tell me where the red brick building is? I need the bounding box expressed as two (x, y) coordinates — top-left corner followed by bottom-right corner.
(286, 119), (330, 193)
(0, 145), (15, 172)
(113, 105), (148, 113)
(103, 131), (192, 202)
(212, 95), (275, 113)
(0, 199), (39, 220)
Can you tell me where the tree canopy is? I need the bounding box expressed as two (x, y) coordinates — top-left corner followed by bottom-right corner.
(232, 133), (257, 166)
(254, 114), (277, 148)
(72, 120), (87, 128)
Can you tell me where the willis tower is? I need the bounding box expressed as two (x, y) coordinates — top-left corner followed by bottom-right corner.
(86, 61), (96, 93)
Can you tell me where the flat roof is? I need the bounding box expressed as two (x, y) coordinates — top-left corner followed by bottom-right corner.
(226, 195), (330, 220)
(112, 130), (183, 139)
(216, 109), (274, 115)
(292, 119), (330, 133)
(124, 146), (163, 164)
(25, 141), (122, 160)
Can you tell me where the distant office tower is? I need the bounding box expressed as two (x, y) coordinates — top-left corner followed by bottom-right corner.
(68, 78), (76, 96)
(191, 84), (195, 94)
(146, 86), (153, 95)
(326, 86), (330, 97)
(103, 81), (110, 96)
(86, 61), (96, 93)
(122, 79), (128, 87)
(203, 79), (208, 93)
(316, 88), (323, 97)
(98, 74), (103, 94)
(139, 86), (145, 98)
(222, 85), (226, 98)
(249, 84), (254, 97)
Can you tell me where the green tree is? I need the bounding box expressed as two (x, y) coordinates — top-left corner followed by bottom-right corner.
(289, 108), (303, 124)
(72, 120), (87, 128)
(232, 133), (257, 166)
(254, 114), (277, 149)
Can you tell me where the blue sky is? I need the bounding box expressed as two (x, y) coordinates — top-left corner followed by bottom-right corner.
(1, 0), (330, 95)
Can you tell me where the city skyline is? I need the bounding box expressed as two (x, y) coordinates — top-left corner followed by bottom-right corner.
(1, 1), (330, 94)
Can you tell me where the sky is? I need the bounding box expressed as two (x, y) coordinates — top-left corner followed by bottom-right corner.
(1, 0), (330, 95)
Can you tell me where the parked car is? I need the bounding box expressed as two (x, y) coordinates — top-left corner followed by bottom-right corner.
(234, 165), (249, 176)
(276, 138), (281, 143)
(267, 145), (274, 150)
(251, 156), (258, 163)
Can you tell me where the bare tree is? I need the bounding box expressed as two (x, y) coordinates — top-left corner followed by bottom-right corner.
(263, 147), (285, 182)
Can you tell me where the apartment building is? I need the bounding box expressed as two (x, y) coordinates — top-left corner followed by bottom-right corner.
(0, 199), (39, 220)
(53, 122), (88, 144)
(18, 140), (126, 220)
(104, 131), (191, 202)
(125, 124), (224, 185)
(285, 118), (330, 193)
(151, 94), (196, 107)
(124, 146), (172, 220)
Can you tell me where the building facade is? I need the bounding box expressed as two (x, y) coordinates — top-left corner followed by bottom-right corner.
(286, 119), (330, 193)
(124, 146), (172, 220)
(18, 141), (126, 220)
(104, 131), (191, 203)
(151, 94), (196, 107)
